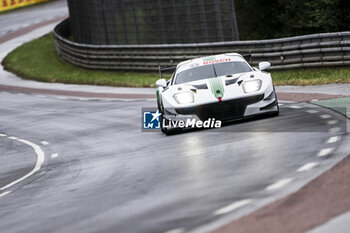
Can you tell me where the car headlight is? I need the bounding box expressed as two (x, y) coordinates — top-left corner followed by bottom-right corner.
(173, 92), (194, 104)
(243, 80), (262, 93)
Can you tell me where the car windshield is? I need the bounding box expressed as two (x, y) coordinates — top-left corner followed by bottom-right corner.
(175, 61), (252, 84)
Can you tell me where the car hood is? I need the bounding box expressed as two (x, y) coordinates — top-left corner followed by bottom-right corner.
(162, 71), (271, 107)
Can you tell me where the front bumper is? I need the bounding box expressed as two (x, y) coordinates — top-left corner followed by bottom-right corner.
(174, 94), (265, 121)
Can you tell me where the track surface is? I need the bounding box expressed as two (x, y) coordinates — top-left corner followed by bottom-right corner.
(0, 92), (348, 233)
(0, 2), (349, 233)
(0, 0), (67, 38)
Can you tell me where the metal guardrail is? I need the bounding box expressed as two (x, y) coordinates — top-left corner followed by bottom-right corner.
(54, 19), (350, 71)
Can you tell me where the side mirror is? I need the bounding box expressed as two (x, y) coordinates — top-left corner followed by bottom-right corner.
(258, 62), (271, 71)
(156, 79), (167, 88)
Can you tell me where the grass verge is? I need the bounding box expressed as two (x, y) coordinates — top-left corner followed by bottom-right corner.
(272, 68), (350, 85)
(2, 33), (350, 87)
(2, 33), (159, 87)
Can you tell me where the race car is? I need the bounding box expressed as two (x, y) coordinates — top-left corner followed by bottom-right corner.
(156, 53), (279, 135)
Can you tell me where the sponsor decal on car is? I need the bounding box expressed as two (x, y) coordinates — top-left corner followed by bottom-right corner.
(203, 58), (231, 65)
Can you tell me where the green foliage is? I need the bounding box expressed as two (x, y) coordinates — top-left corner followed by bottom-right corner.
(235, 0), (350, 40)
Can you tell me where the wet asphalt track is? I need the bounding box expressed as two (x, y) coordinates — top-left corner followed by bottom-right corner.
(0, 2), (349, 232)
(0, 0), (67, 38)
(0, 92), (349, 233)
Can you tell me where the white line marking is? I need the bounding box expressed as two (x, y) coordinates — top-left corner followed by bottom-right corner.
(328, 120), (338, 125)
(36, 95), (46, 98)
(38, 171), (46, 176)
(213, 199), (252, 216)
(0, 191), (11, 198)
(266, 178), (293, 191)
(320, 114), (331, 119)
(278, 103), (284, 106)
(121, 99), (137, 102)
(8, 136), (18, 140)
(329, 127), (342, 132)
(0, 139), (45, 191)
(306, 110), (319, 114)
(40, 141), (49, 145)
(51, 153), (58, 158)
(318, 148), (334, 157)
(311, 99), (319, 102)
(289, 105), (302, 109)
(78, 98), (88, 101)
(327, 136), (340, 144)
(297, 162), (319, 172)
(164, 228), (185, 233)
(0, 133), (7, 137)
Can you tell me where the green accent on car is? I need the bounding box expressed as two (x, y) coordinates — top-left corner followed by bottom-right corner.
(156, 89), (163, 111)
(209, 77), (224, 99)
(203, 56), (216, 62)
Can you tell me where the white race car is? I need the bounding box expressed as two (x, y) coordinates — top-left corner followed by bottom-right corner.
(156, 53), (279, 135)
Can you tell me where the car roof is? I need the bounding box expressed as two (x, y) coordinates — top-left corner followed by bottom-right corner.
(176, 53), (247, 73)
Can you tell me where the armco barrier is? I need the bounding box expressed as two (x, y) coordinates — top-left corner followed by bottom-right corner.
(54, 18), (350, 71)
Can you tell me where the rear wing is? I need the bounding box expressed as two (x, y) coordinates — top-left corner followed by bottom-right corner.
(158, 66), (176, 79)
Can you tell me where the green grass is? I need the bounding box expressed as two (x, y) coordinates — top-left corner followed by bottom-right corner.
(2, 32), (350, 87)
(271, 68), (350, 85)
(2, 33), (159, 87)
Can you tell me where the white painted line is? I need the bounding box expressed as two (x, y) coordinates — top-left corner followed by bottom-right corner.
(51, 153), (58, 158)
(40, 141), (49, 145)
(318, 148), (334, 157)
(213, 199), (252, 216)
(121, 99), (137, 102)
(289, 105), (302, 109)
(78, 98), (88, 101)
(320, 114), (331, 119)
(0, 191), (11, 198)
(311, 99), (319, 102)
(36, 95), (46, 98)
(297, 162), (319, 172)
(0, 139), (45, 191)
(306, 110), (319, 114)
(8, 136), (18, 140)
(329, 127), (342, 132)
(164, 228), (185, 233)
(327, 136), (340, 144)
(0, 133), (7, 137)
(38, 171), (46, 176)
(328, 120), (338, 125)
(278, 103), (284, 106)
(57, 96), (68, 100)
(266, 178), (293, 191)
